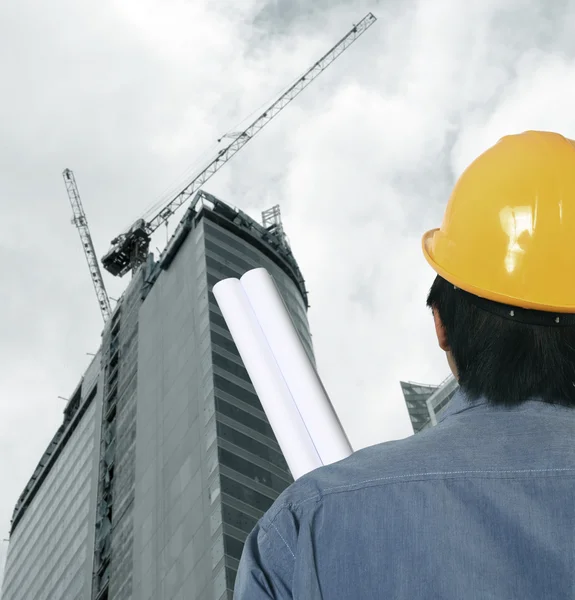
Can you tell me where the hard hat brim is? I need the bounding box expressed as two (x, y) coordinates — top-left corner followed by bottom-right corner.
(422, 228), (575, 313)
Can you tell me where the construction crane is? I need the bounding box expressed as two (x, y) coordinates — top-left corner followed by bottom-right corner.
(63, 169), (112, 322)
(101, 13), (377, 277)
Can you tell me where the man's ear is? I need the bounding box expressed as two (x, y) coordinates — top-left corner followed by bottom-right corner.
(432, 308), (450, 352)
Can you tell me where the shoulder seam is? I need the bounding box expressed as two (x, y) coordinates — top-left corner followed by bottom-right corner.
(283, 467), (575, 510)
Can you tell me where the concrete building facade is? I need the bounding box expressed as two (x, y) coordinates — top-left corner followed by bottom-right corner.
(1, 354), (103, 600)
(400, 380), (438, 433)
(2, 192), (313, 600)
(400, 376), (459, 433)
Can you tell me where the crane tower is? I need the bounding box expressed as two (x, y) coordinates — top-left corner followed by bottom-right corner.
(63, 169), (112, 322)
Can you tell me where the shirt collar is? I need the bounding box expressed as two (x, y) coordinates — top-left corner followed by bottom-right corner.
(437, 387), (575, 424)
(436, 388), (486, 424)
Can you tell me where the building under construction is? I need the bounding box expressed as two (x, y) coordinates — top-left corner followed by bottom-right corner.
(1, 192), (314, 600)
(1, 14), (378, 600)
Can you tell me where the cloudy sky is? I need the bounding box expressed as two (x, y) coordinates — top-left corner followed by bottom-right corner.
(1, 0), (575, 585)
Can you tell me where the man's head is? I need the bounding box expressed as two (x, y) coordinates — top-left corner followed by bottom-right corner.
(426, 275), (575, 406)
(423, 131), (575, 406)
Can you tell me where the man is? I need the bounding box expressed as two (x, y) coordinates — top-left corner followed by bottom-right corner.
(233, 130), (575, 599)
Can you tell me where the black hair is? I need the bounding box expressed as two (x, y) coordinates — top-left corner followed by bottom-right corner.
(426, 275), (575, 407)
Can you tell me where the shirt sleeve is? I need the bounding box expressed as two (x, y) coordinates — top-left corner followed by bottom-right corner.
(233, 508), (296, 600)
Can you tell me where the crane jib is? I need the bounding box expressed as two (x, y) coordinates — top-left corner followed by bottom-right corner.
(101, 12), (377, 278)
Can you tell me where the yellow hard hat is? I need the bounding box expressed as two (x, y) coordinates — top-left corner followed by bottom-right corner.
(423, 130), (575, 312)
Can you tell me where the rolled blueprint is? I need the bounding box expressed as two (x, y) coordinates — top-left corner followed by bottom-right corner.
(240, 268), (353, 465)
(212, 277), (322, 479)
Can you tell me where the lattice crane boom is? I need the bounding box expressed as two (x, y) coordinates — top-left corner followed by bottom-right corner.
(102, 12), (377, 277)
(63, 169), (112, 322)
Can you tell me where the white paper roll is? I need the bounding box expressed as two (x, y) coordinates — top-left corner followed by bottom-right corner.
(240, 268), (353, 465)
(212, 277), (322, 479)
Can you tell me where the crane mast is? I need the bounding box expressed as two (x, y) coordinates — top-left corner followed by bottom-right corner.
(102, 12), (377, 277)
(63, 169), (112, 322)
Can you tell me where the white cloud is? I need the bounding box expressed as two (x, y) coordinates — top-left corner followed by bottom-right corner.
(453, 53), (575, 171)
(2, 0), (575, 586)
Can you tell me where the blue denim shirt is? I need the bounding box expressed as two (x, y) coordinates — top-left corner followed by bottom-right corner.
(234, 391), (575, 599)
